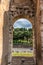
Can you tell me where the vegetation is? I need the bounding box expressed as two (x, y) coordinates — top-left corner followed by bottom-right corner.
(13, 28), (33, 47)
(12, 51), (33, 57)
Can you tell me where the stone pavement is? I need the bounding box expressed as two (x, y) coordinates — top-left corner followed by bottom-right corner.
(12, 57), (35, 65)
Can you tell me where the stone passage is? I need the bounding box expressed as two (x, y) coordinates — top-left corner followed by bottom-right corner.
(0, 0), (43, 65)
(12, 57), (35, 65)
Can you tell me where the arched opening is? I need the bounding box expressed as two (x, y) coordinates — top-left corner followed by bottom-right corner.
(1, 0), (42, 65)
(11, 18), (36, 65)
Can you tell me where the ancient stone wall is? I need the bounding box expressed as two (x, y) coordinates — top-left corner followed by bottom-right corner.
(0, 0), (43, 65)
(0, 0), (9, 64)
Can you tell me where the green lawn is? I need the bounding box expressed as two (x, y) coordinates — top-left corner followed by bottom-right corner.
(12, 52), (34, 57)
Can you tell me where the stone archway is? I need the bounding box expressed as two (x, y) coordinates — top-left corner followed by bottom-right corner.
(7, 12), (40, 65)
(1, 0), (42, 65)
(10, 15), (35, 59)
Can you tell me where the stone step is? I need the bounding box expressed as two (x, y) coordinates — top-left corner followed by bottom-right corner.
(12, 57), (35, 65)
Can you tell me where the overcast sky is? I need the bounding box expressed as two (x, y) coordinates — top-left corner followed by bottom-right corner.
(13, 18), (32, 29)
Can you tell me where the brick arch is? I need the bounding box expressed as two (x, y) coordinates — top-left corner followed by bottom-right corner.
(8, 14), (35, 64)
(8, 8), (41, 65)
(12, 15), (34, 24)
(12, 15), (35, 54)
(1, 0), (42, 65)
(7, 0), (41, 63)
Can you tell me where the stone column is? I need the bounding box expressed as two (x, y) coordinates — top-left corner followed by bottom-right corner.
(0, 0), (9, 65)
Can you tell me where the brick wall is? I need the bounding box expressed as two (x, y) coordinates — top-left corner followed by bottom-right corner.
(0, 0), (43, 65)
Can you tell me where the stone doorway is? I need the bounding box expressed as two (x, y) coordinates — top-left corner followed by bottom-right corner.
(6, 14), (40, 65)
(12, 18), (36, 65)
(2, 0), (42, 65)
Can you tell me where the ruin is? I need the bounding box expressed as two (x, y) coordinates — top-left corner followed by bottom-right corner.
(0, 0), (43, 65)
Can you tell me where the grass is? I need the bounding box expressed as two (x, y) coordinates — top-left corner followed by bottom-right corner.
(12, 52), (34, 57)
(13, 39), (33, 46)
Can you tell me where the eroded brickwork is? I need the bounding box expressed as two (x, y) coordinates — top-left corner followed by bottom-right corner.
(0, 0), (43, 65)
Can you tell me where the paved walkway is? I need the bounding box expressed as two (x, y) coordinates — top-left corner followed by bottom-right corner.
(12, 48), (35, 65)
(12, 57), (36, 65)
(12, 48), (33, 52)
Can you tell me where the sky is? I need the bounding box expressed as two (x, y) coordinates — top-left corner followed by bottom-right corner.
(13, 18), (32, 29)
